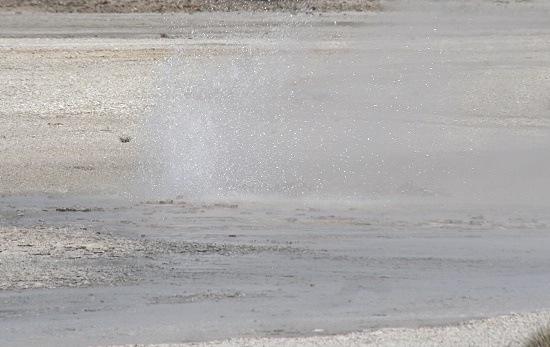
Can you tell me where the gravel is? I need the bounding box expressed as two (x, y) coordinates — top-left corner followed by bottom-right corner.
(0, 38), (167, 195)
(0, 225), (299, 290)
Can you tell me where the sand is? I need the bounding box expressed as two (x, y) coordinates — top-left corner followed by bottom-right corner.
(1, 1), (550, 346)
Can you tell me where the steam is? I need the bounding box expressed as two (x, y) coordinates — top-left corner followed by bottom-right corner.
(139, 11), (550, 207)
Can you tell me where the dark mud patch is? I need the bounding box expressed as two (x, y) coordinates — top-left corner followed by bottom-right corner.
(54, 206), (105, 212)
(150, 290), (250, 304)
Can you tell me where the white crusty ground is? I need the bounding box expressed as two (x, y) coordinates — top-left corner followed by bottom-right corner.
(0, 38), (170, 195)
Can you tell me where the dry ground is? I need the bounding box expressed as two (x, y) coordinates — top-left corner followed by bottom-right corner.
(0, 40), (170, 195)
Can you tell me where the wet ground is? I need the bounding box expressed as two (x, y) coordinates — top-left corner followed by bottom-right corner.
(1, 195), (550, 346)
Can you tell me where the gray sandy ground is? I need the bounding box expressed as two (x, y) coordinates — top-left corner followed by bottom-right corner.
(1, 1), (550, 347)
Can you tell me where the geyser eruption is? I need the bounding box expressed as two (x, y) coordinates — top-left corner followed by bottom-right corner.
(142, 37), (311, 199)
(140, 18), (452, 202)
(140, 13), (550, 206)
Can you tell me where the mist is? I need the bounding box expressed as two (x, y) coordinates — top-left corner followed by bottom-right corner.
(140, 5), (550, 207)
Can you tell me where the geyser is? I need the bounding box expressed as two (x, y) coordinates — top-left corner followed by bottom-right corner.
(139, 16), (457, 202)
(140, 12), (550, 206)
